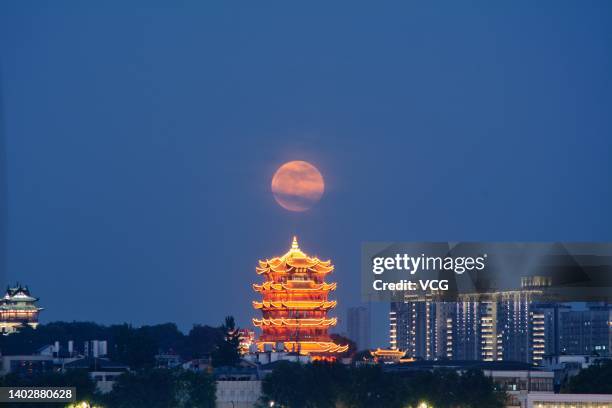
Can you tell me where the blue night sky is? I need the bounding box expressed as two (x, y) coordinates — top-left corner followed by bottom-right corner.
(1, 2), (611, 347)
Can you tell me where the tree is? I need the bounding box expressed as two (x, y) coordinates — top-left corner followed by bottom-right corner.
(338, 365), (406, 408)
(175, 370), (216, 408)
(351, 349), (374, 363)
(0, 370), (99, 408)
(456, 369), (505, 408)
(0, 321), (226, 366)
(186, 324), (223, 359)
(103, 369), (177, 408)
(108, 324), (158, 369)
(563, 360), (612, 394)
(401, 369), (461, 408)
(211, 316), (241, 367)
(102, 368), (214, 408)
(259, 362), (506, 408)
(330, 333), (357, 358)
(260, 361), (301, 407)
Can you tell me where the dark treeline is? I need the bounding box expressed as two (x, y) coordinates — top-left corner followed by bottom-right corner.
(0, 368), (216, 408)
(563, 360), (612, 394)
(0, 321), (224, 368)
(259, 362), (506, 408)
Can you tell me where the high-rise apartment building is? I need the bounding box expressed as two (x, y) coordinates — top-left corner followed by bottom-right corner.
(389, 278), (559, 364)
(560, 303), (612, 357)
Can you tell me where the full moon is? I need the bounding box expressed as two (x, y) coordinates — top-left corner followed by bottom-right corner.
(271, 161), (325, 212)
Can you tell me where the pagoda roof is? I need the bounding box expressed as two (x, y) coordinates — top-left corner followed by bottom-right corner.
(256, 237), (334, 275)
(371, 348), (406, 358)
(3, 284), (38, 302)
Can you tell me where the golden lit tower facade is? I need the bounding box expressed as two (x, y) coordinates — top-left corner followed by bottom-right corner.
(253, 237), (348, 357)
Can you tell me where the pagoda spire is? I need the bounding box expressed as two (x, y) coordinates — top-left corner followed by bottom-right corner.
(291, 236), (299, 252)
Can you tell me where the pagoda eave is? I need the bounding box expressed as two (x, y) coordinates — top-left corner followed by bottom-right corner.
(252, 317), (338, 327)
(257, 341), (349, 354)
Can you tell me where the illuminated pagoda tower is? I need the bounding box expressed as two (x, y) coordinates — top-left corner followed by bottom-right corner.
(253, 237), (348, 358)
(0, 284), (43, 335)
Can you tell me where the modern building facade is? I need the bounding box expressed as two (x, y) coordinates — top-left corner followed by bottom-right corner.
(389, 279), (568, 364)
(391, 290), (611, 365)
(559, 303), (612, 357)
(523, 393), (612, 408)
(347, 306), (371, 351)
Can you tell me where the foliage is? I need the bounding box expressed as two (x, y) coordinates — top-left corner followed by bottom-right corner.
(175, 370), (217, 408)
(351, 349), (373, 363)
(563, 360), (612, 394)
(260, 362), (506, 408)
(0, 370), (99, 408)
(101, 368), (215, 408)
(330, 333), (357, 358)
(211, 316), (241, 367)
(186, 324), (223, 359)
(0, 320), (226, 369)
(338, 365), (406, 408)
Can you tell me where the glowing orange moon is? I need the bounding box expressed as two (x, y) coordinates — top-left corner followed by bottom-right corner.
(271, 161), (325, 212)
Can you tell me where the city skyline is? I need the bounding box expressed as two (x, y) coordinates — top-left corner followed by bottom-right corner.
(1, 2), (612, 348)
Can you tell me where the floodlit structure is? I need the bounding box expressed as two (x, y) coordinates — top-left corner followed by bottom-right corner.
(370, 348), (406, 363)
(0, 284), (43, 334)
(252, 237), (348, 358)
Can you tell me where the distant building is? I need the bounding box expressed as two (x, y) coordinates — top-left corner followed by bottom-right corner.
(559, 303), (612, 357)
(0, 284), (43, 335)
(390, 278), (560, 364)
(182, 355), (212, 373)
(0, 355), (54, 377)
(214, 367), (262, 408)
(84, 340), (108, 358)
(390, 295), (454, 360)
(347, 306), (371, 351)
(155, 353), (182, 369)
(541, 355), (610, 391)
(238, 328), (255, 355)
(382, 360), (554, 408)
(4, 339), (128, 393)
(63, 357), (129, 394)
(530, 302), (570, 358)
(370, 348), (406, 364)
(523, 393), (612, 408)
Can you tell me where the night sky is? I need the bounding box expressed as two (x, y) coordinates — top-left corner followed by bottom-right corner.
(1, 2), (611, 347)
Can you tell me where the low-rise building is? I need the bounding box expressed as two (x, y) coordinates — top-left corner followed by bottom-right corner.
(155, 353), (182, 369)
(214, 367), (262, 408)
(63, 357), (130, 394)
(523, 393), (612, 408)
(541, 355), (611, 391)
(0, 355), (55, 377)
(64, 357), (129, 393)
(182, 356), (212, 373)
(382, 360), (555, 408)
